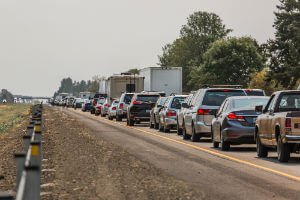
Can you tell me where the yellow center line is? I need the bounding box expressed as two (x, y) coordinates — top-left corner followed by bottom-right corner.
(76, 110), (300, 182)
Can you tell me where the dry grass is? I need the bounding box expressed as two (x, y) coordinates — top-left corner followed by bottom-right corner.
(0, 104), (30, 133)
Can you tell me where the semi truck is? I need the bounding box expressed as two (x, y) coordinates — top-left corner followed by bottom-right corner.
(100, 74), (144, 104)
(139, 67), (182, 96)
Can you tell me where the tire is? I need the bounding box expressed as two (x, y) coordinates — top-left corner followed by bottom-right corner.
(108, 116), (113, 120)
(191, 124), (200, 142)
(212, 129), (219, 148)
(154, 117), (159, 129)
(182, 124), (191, 140)
(116, 115), (122, 122)
(158, 121), (164, 132)
(163, 124), (170, 133)
(177, 120), (183, 135)
(128, 119), (134, 126)
(277, 135), (290, 162)
(149, 117), (154, 128)
(221, 133), (230, 151)
(256, 133), (268, 158)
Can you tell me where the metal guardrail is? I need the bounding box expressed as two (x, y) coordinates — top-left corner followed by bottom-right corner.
(0, 104), (43, 200)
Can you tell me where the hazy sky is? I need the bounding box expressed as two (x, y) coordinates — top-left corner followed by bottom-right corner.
(0, 0), (278, 96)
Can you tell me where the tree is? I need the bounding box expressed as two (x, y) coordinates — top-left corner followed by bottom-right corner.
(126, 68), (140, 74)
(158, 11), (231, 91)
(0, 89), (14, 103)
(267, 0), (300, 89)
(197, 37), (265, 87)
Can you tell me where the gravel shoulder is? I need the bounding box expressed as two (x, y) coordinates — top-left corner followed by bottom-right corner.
(42, 106), (204, 200)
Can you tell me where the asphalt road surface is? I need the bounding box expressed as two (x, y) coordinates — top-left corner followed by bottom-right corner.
(61, 107), (300, 200)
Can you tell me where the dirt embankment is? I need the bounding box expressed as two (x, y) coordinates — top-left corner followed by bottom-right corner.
(42, 107), (203, 200)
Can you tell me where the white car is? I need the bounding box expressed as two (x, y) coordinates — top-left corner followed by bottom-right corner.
(107, 100), (120, 120)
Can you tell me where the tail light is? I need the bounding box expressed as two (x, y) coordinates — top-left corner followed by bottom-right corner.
(112, 107), (116, 110)
(97, 105), (102, 109)
(93, 100), (97, 106)
(227, 112), (245, 121)
(104, 103), (109, 107)
(285, 118), (292, 129)
(133, 100), (142, 105)
(197, 109), (210, 115)
(166, 110), (176, 117)
(119, 103), (124, 109)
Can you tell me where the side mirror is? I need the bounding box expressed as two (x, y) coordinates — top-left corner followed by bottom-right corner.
(255, 105), (263, 113)
(181, 103), (189, 108)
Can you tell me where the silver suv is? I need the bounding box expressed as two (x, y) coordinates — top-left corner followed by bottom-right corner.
(158, 95), (187, 132)
(181, 87), (246, 142)
(116, 93), (134, 121)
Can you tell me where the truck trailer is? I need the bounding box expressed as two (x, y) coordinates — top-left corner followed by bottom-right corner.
(139, 67), (182, 96)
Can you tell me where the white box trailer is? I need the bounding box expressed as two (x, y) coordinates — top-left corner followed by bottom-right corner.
(139, 67), (182, 96)
(106, 74), (144, 103)
(79, 92), (93, 100)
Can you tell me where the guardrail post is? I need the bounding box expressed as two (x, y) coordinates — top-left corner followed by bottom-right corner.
(23, 135), (31, 150)
(24, 165), (40, 200)
(30, 141), (41, 167)
(14, 152), (26, 190)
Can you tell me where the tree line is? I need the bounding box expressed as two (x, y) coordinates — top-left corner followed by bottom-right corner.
(158, 0), (300, 94)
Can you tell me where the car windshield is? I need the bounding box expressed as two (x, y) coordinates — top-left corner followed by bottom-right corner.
(170, 97), (186, 109)
(202, 90), (246, 106)
(97, 98), (106, 104)
(278, 93), (300, 111)
(232, 98), (269, 110)
(245, 90), (265, 96)
(136, 95), (160, 103)
(158, 97), (167, 105)
(124, 94), (134, 104)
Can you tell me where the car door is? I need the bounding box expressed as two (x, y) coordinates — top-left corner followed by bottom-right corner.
(185, 92), (199, 134)
(213, 99), (227, 142)
(260, 95), (276, 145)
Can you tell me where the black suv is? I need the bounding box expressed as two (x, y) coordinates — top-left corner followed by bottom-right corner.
(127, 92), (161, 126)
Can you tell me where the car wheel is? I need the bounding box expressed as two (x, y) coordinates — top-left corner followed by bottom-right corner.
(149, 117), (154, 128)
(116, 115), (122, 121)
(191, 124), (200, 142)
(158, 120), (164, 132)
(277, 135), (290, 162)
(256, 133), (268, 158)
(163, 124), (170, 133)
(128, 119), (134, 126)
(177, 120), (183, 135)
(221, 133), (230, 151)
(108, 116), (113, 120)
(154, 117), (159, 129)
(182, 123), (191, 140)
(212, 128), (219, 148)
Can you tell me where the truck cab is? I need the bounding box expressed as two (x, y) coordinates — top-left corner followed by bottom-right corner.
(255, 90), (300, 162)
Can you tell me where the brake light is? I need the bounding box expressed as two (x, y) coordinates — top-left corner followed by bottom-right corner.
(133, 100), (142, 105)
(285, 118), (292, 128)
(227, 112), (245, 121)
(166, 110), (176, 117)
(197, 109), (210, 115)
(104, 104), (109, 107)
(119, 103), (124, 109)
(112, 107), (116, 110)
(222, 89), (231, 92)
(97, 105), (102, 109)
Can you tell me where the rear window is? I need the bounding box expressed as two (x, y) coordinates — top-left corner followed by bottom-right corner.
(278, 93), (300, 111)
(158, 97), (167, 105)
(97, 98), (106, 104)
(202, 90), (246, 106)
(136, 95), (160, 103)
(171, 97), (186, 109)
(233, 98), (269, 110)
(112, 101), (119, 105)
(245, 90), (265, 96)
(124, 94), (134, 104)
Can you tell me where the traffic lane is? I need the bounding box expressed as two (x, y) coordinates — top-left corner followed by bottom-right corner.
(123, 121), (300, 178)
(64, 108), (300, 199)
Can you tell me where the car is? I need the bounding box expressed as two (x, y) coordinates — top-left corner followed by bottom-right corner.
(95, 97), (106, 116)
(244, 89), (266, 96)
(181, 86), (246, 142)
(158, 95), (188, 132)
(81, 99), (92, 112)
(255, 90), (300, 162)
(149, 97), (168, 129)
(211, 96), (269, 151)
(66, 97), (75, 107)
(127, 92), (161, 126)
(116, 93), (134, 121)
(100, 98), (110, 117)
(177, 94), (194, 135)
(91, 93), (107, 114)
(73, 98), (84, 109)
(107, 100), (120, 120)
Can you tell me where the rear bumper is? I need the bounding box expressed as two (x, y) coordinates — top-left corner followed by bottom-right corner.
(284, 135), (300, 143)
(195, 121), (212, 136)
(222, 127), (255, 144)
(164, 118), (177, 128)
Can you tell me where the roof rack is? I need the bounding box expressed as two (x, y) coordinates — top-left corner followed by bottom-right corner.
(202, 84), (242, 89)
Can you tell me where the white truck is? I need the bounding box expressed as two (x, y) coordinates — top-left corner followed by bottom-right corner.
(104, 74), (144, 104)
(139, 67), (182, 96)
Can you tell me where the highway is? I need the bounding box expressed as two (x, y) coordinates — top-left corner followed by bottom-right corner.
(58, 107), (300, 200)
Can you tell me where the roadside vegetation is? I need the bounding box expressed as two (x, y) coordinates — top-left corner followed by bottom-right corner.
(0, 104), (30, 133)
